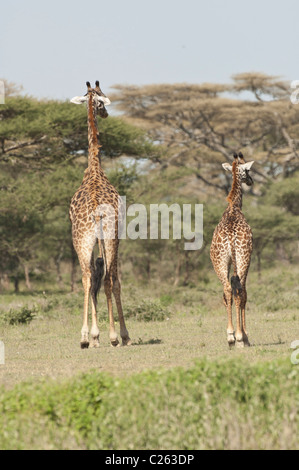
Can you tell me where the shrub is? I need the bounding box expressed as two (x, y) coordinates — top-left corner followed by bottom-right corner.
(0, 305), (37, 325)
(124, 299), (170, 322)
(0, 359), (298, 450)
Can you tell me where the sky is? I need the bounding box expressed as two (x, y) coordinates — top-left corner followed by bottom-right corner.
(0, 0), (298, 101)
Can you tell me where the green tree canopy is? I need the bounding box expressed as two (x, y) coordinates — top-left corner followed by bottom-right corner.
(111, 73), (299, 199)
(0, 93), (156, 289)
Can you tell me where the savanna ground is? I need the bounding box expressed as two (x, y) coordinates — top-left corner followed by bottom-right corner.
(0, 263), (298, 450)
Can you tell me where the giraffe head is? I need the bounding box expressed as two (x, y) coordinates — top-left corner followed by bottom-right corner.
(70, 81), (111, 118)
(222, 152), (254, 186)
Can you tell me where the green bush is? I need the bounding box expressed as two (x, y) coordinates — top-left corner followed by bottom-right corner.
(124, 299), (170, 322)
(0, 305), (37, 325)
(0, 358), (298, 450)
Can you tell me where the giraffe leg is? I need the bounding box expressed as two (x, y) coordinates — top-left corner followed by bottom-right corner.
(233, 251), (251, 348)
(112, 271), (131, 346)
(103, 240), (131, 347)
(231, 274), (244, 347)
(104, 274), (119, 347)
(240, 286), (250, 347)
(76, 240), (97, 349)
(223, 282), (235, 347)
(234, 295), (244, 348)
(81, 271), (91, 349)
(233, 278), (250, 348)
(90, 254), (100, 348)
(210, 244), (235, 347)
(102, 240), (120, 347)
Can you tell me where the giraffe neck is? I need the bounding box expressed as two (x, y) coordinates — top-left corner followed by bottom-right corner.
(87, 94), (101, 170)
(227, 160), (242, 210)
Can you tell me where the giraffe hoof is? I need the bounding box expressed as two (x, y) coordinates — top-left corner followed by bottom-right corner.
(90, 339), (100, 348)
(110, 339), (120, 347)
(227, 332), (235, 348)
(122, 337), (132, 346)
(80, 341), (89, 349)
(236, 335), (250, 348)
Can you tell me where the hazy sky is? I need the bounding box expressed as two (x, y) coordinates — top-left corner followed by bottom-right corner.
(1, 0), (298, 101)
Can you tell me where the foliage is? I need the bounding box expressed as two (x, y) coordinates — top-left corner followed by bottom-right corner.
(0, 78), (298, 452)
(0, 75), (298, 289)
(263, 172), (299, 215)
(123, 299), (170, 322)
(0, 358), (298, 449)
(0, 95), (155, 288)
(0, 97), (155, 168)
(112, 73), (299, 194)
(0, 305), (37, 325)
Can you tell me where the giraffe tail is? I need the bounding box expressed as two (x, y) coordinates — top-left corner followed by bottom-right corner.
(231, 275), (242, 297)
(93, 257), (105, 301)
(228, 229), (241, 297)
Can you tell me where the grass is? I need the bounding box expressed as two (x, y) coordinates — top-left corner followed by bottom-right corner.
(0, 264), (298, 449)
(0, 359), (298, 450)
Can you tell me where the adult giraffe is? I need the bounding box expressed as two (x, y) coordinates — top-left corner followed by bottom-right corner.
(210, 152), (254, 348)
(69, 81), (131, 349)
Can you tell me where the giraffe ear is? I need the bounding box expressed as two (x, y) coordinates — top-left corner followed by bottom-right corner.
(97, 95), (111, 106)
(70, 95), (88, 105)
(222, 163), (233, 172)
(240, 161), (254, 171)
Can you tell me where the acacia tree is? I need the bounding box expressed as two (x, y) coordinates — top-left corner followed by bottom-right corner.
(0, 92), (156, 290)
(1, 77), (298, 288)
(246, 204), (299, 278)
(113, 75), (299, 280)
(111, 73), (299, 196)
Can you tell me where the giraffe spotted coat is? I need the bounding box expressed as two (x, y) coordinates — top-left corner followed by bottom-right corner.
(210, 153), (254, 347)
(69, 81), (131, 349)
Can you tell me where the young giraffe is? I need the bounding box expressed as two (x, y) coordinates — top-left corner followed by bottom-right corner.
(210, 152), (254, 348)
(69, 81), (131, 349)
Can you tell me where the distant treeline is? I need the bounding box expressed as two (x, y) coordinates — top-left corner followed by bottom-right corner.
(0, 74), (298, 291)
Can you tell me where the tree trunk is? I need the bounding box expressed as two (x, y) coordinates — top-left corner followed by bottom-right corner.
(128, 256), (143, 281)
(0, 273), (10, 291)
(54, 245), (64, 289)
(276, 242), (289, 264)
(173, 244), (183, 287)
(55, 260), (63, 288)
(183, 251), (191, 286)
(145, 257), (151, 282)
(24, 265), (32, 290)
(14, 276), (19, 293)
